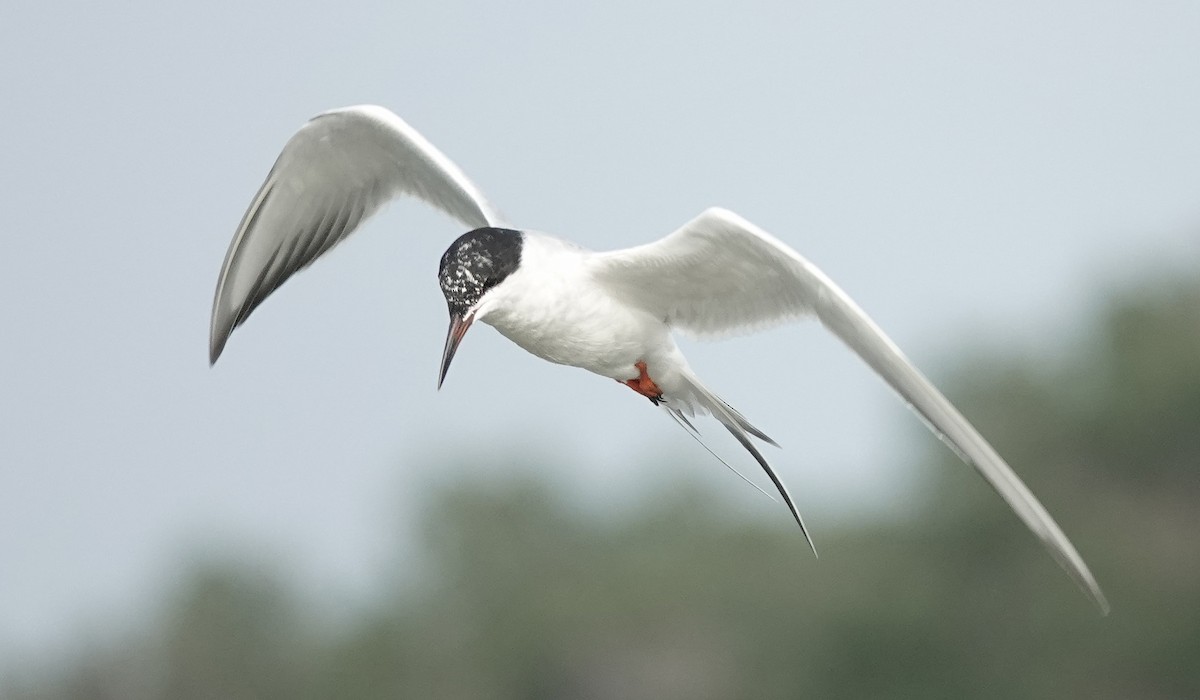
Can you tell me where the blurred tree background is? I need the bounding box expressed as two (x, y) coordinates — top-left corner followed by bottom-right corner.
(6, 269), (1199, 700)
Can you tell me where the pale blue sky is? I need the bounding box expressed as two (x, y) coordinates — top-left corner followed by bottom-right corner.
(2, 1), (1198, 659)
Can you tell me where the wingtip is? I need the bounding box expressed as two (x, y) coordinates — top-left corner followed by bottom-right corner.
(1080, 575), (1111, 617)
(208, 322), (231, 367)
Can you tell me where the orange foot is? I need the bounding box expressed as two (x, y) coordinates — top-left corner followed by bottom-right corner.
(620, 360), (664, 405)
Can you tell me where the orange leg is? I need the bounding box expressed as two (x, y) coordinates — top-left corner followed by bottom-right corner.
(620, 360), (664, 405)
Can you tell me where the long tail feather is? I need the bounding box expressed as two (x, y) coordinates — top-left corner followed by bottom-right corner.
(663, 406), (778, 503)
(672, 372), (816, 556)
(722, 421), (817, 557)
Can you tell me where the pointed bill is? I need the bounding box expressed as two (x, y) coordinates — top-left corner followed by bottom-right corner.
(438, 313), (474, 389)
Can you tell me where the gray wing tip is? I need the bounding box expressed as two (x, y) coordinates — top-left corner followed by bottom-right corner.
(1069, 561), (1111, 616)
(209, 336), (226, 366)
(209, 311), (235, 366)
(1070, 571), (1110, 616)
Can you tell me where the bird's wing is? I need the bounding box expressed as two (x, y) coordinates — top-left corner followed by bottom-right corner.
(590, 207), (1109, 614)
(209, 105), (503, 363)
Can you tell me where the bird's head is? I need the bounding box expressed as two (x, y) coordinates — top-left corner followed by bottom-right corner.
(436, 226), (523, 389)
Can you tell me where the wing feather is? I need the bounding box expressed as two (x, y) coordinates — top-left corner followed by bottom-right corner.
(210, 105), (503, 363)
(592, 207), (1109, 614)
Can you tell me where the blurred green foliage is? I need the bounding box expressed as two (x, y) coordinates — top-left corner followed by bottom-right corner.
(7, 274), (1200, 699)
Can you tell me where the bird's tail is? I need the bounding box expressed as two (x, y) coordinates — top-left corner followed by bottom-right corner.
(669, 370), (817, 557)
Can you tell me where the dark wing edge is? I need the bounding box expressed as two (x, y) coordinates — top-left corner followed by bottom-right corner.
(209, 105), (503, 364)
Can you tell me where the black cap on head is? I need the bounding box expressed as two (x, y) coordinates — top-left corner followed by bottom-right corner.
(438, 227), (523, 315)
(436, 227), (523, 389)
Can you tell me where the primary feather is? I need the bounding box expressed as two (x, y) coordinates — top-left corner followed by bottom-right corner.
(210, 106), (1109, 615)
(591, 207), (1109, 614)
(209, 105), (503, 363)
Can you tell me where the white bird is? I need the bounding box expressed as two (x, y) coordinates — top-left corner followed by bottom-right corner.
(210, 105), (1109, 614)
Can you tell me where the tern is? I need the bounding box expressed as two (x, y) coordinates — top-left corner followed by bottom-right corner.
(209, 105), (1108, 614)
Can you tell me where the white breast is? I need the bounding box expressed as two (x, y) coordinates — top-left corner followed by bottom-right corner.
(475, 232), (672, 381)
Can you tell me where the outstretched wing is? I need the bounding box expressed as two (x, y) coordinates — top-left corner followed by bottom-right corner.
(590, 207), (1109, 614)
(210, 105), (503, 363)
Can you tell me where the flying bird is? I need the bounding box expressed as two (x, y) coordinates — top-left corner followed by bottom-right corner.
(209, 105), (1108, 614)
